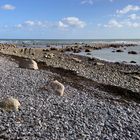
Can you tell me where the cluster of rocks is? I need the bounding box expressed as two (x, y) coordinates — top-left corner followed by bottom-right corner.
(62, 45), (93, 54)
(58, 43), (139, 56)
(44, 53), (54, 59)
(63, 46), (82, 53)
(128, 51), (138, 55)
(0, 79), (65, 112)
(0, 58), (65, 113)
(0, 43), (16, 50)
(20, 48), (35, 56)
(114, 49), (138, 55)
(109, 43), (137, 48)
(18, 58), (65, 95)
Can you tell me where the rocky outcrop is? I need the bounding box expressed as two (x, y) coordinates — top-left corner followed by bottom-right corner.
(85, 49), (91, 52)
(73, 48), (81, 53)
(130, 61), (136, 64)
(128, 51), (138, 55)
(0, 43), (16, 49)
(116, 49), (124, 52)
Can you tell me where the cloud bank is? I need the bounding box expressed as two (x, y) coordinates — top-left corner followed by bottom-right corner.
(15, 17), (86, 30)
(116, 5), (140, 14)
(1, 4), (15, 10)
(58, 17), (86, 28)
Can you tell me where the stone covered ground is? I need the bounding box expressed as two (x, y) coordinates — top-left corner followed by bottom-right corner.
(0, 55), (140, 140)
(1, 46), (140, 94)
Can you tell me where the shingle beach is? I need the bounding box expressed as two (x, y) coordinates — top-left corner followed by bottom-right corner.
(0, 44), (139, 139)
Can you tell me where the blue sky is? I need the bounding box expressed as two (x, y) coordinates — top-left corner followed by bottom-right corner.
(0, 0), (140, 39)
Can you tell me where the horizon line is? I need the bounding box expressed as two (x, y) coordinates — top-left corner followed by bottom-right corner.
(0, 38), (140, 40)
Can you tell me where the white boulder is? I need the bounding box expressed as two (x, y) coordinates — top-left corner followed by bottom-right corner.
(0, 97), (21, 111)
(19, 59), (38, 70)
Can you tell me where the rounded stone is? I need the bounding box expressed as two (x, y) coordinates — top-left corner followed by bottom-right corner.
(19, 59), (38, 70)
(0, 97), (21, 111)
(44, 80), (65, 96)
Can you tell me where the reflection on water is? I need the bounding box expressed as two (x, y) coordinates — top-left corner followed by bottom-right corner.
(79, 46), (140, 65)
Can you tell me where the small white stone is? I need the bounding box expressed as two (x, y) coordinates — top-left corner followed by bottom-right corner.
(71, 57), (82, 63)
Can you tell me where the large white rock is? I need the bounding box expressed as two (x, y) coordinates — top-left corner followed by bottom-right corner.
(45, 80), (65, 96)
(0, 97), (21, 111)
(19, 59), (38, 70)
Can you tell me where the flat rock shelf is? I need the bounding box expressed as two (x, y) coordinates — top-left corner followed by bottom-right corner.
(0, 55), (140, 140)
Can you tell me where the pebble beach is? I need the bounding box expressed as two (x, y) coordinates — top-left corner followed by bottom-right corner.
(0, 43), (140, 139)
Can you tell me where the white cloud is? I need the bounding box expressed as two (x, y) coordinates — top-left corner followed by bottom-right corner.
(102, 4), (140, 29)
(81, 0), (93, 5)
(15, 20), (48, 29)
(131, 22), (140, 27)
(26, 20), (47, 27)
(104, 19), (140, 28)
(15, 24), (22, 28)
(58, 21), (68, 28)
(81, 0), (115, 4)
(1, 4), (15, 10)
(116, 5), (140, 14)
(104, 19), (123, 28)
(128, 14), (140, 20)
(15, 17), (86, 30)
(24, 20), (35, 26)
(36, 21), (43, 26)
(122, 21), (140, 28)
(58, 17), (86, 28)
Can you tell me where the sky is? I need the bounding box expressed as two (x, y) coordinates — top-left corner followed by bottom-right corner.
(0, 0), (140, 39)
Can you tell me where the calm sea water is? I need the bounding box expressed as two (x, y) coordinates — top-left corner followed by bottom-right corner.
(0, 39), (140, 45)
(78, 45), (140, 65)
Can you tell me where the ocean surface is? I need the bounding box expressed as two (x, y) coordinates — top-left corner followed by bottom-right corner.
(0, 39), (140, 45)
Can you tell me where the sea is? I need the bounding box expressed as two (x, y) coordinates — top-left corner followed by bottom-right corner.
(0, 39), (140, 45)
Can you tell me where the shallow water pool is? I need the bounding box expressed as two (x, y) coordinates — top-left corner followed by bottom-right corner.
(79, 46), (140, 65)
